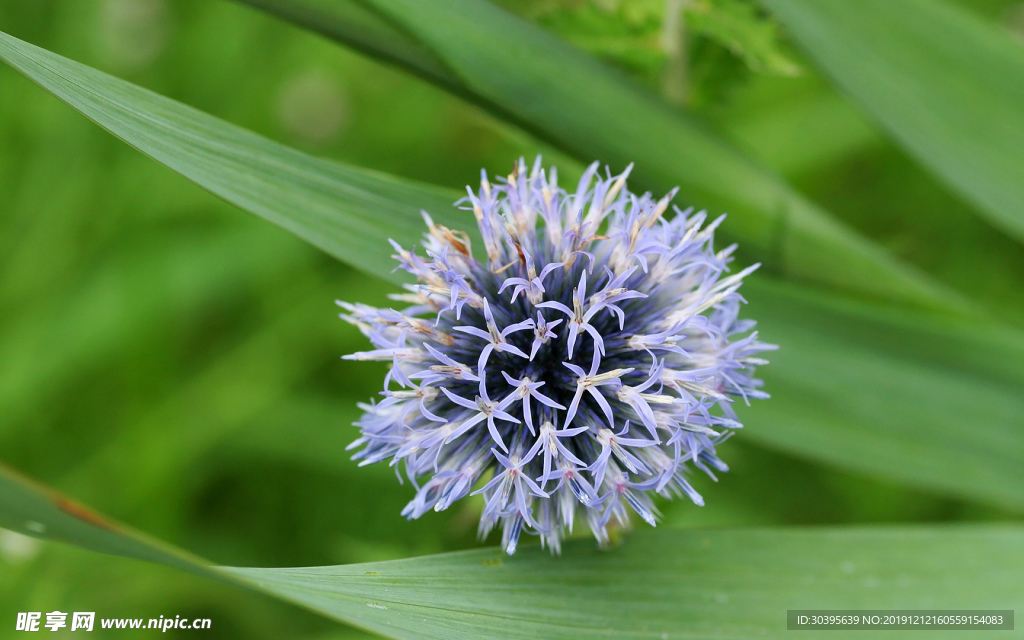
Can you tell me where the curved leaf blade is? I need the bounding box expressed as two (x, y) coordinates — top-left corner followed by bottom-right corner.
(2, 465), (1021, 640)
(235, 0), (963, 313)
(748, 279), (1024, 510)
(759, 0), (1024, 244)
(236, 0), (462, 94)
(0, 30), (462, 285)
(0, 464), (220, 582)
(232, 526), (1023, 640)
(1, 28), (1024, 507)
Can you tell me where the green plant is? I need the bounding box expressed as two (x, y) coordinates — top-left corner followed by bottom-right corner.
(1, 1), (1022, 638)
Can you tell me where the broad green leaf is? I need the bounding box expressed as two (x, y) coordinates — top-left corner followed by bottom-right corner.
(234, 0), (962, 313)
(747, 279), (1024, 510)
(759, 0), (1024, 244)
(230, 525), (1023, 640)
(1, 465), (1021, 640)
(0, 30), (461, 286)
(1, 29), (1023, 508)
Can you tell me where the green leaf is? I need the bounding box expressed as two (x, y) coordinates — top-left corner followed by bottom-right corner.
(748, 279), (1024, 510)
(2, 464), (1022, 640)
(0, 30), (462, 286)
(235, 0), (463, 95)
(759, 0), (1024, 245)
(1, 28), (1022, 635)
(1, 29), (1023, 508)
(234, 0), (963, 313)
(230, 526), (1024, 639)
(0, 464), (220, 582)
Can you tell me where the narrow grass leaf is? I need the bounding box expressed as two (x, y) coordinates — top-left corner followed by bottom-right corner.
(760, 0), (1024, 244)
(235, 0), (961, 312)
(236, 0), (461, 94)
(1, 29), (1023, 508)
(748, 279), (1024, 510)
(1, 465), (1021, 640)
(0, 30), (461, 285)
(0, 464), (220, 581)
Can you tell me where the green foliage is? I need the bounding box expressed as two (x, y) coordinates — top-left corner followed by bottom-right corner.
(500, 0), (667, 82)
(1, 1), (1023, 639)
(760, 0), (1024, 244)
(688, 0), (800, 76)
(240, 0), (962, 311)
(0, 31), (459, 283)
(5, 25), (1024, 515)
(498, 0), (800, 107)
(3, 466), (1021, 640)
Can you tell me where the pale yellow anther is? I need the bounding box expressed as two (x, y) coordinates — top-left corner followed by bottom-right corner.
(602, 163), (633, 209)
(580, 368), (633, 388)
(639, 392), (676, 405)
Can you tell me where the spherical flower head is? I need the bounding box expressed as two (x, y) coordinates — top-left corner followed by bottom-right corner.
(339, 158), (775, 554)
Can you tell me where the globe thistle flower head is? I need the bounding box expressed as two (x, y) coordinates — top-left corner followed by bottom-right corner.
(340, 158), (774, 554)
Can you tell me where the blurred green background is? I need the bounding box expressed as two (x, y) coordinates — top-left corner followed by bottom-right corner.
(1, 0), (1022, 637)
